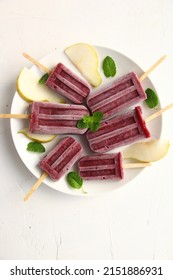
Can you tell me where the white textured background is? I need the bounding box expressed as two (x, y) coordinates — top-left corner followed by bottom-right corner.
(0, 0), (173, 260)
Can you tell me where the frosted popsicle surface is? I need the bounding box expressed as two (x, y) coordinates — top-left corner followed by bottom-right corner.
(78, 153), (124, 180)
(29, 101), (89, 134)
(86, 106), (150, 153)
(46, 63), (90, 104)
(87, 72), (146, 120)
(39, 137), (83, 180)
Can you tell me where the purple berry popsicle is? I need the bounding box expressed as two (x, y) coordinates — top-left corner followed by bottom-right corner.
(86, 106), (150, 153)
(24, 136), (83, 201)
(39, 136), (83, 180)
(46, 63), (90, 104)
(29, 101), (89, 134)
(78, 153), (124, 180)
(87, 72), (146, 120)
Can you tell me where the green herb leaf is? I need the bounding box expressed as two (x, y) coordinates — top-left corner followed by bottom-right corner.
(77, 119), (88, 129)
(38, 73), (49, 84)
(77, 111), (104, 132)
(145, 88), (159, 108)
(83, 115), (92, 124)
(67, 172), (83, 189)
(103, 56), (116, 77)
(92, 111), (104, 122)
(27, 142), (45, 153)
(89, 122), (101, 132)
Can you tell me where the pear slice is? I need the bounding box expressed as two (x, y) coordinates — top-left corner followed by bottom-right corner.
(18, 128), (56, 143)
(123, 139), (170, 162)
(16, 67), (65, 103)
(65, 43), (102, 87)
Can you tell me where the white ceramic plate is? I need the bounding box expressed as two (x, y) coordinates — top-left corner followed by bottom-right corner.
(10, 46), (162, 196)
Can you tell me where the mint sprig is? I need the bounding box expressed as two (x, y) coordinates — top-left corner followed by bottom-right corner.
(103, 56), (116, 77)
(27, 142), (45, 153)
(38, 73), (49, 84)
(67, 172), (83, 189)
(145, 88), (159, 108)
(77, 111), (103, 132)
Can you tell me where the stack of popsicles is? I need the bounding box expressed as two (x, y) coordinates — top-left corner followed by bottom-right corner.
(0, 53), (167, 200)
(27, 70), (151, 153)
(24, 68), (152, 189)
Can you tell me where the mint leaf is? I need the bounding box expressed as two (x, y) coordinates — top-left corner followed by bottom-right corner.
(27, 142), (45, 153)
(145, 88), (159, 108)
(90, 122), (100, 132)
(77, 119), (88, 129)
(92, 111), (103, 122)
(38, 73), (49, 84)
(67, 172), (83, 189)
(83, 115), (92, 124)
(103, 56), (116, 77)
(77, 111), (104, 132)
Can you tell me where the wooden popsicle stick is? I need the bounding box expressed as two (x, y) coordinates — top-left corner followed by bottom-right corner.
(24, 172), (48, 202)
(139, 55), (167, 81)
(123, 162), (151, 168)
(23, 53), (51, 74)
(24, 162), (151, 202)
(23, 52), (166, 82)
(1, 101), (172, 124)
(0, 114), (30, 119)
(145, 103), (173, 123)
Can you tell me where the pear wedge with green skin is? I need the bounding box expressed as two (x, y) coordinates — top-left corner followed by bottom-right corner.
(122, 139), (170, 162)
(65, 43), (102, 87)
(16, 67), (65, 103)
(18, 128), (56, 143)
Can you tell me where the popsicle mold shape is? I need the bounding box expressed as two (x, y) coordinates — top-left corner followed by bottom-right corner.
(29, 101), (89, 134)
(46, 63), (90, 104)
(39, 136), (83, 180)
(78, 153), (124, 180)
(87, 72), (146, 120)
(86, 106), (150, 153)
